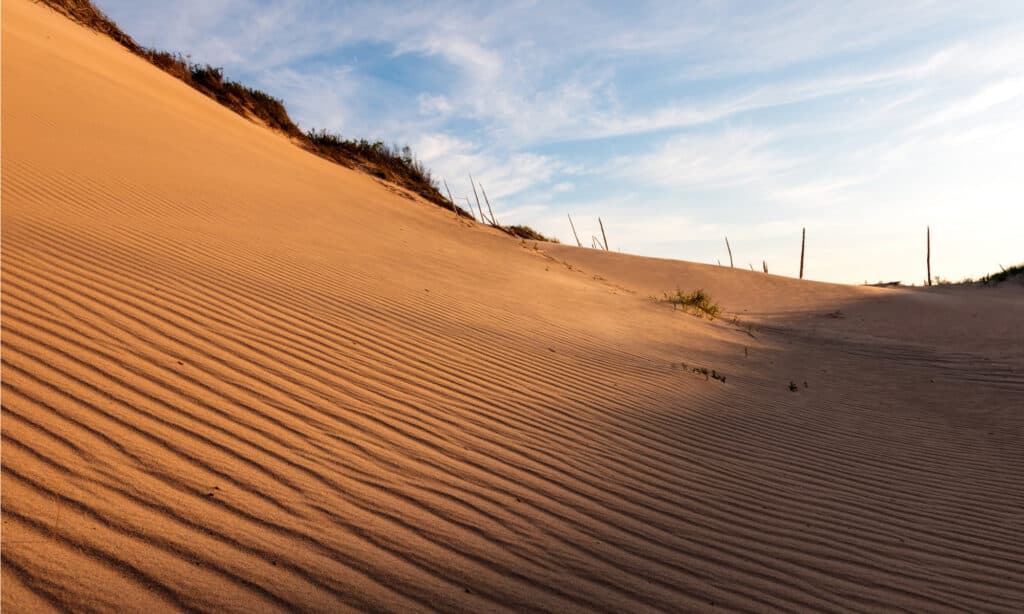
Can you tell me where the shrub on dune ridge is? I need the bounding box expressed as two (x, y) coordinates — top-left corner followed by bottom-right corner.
(37, 0), (573, 240)
(37, 0), (565, 240)
(37, 0), (142, 53)
(928, 263), (1023, 286)
(980, 263), (1024, 286)
(36, 0), (462, 215)
(305, 130), (444, 205)
(189, 65), (302, 138)
(505, 225), (558, 242)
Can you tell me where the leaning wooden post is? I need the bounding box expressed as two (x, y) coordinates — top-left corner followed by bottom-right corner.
(598, 217), (609, 251)
(927, 225), (932, 286)
(481, 184), (499, 227)
(443, 179), (458, 217)
(468, 173), (490, 225)
(725, 236), (734, 268)
(799, 227), (806, 280)
(763, 260), (768, 274)
(465, 196), (481, 223)
(567, 214), (582, 247)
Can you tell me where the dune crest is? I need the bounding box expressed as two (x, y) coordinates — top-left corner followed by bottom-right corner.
(3, 0), (1023, 611)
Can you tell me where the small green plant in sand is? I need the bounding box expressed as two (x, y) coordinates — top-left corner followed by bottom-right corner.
(663, 288), (721, 319)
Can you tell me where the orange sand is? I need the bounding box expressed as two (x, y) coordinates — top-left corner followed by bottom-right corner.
(3, 1), (1023, 611)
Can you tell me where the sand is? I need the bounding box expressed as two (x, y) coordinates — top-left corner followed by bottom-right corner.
(3, 0), (1023, 611)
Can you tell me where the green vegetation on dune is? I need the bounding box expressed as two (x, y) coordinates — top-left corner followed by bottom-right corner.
(663, 289), (722, 319)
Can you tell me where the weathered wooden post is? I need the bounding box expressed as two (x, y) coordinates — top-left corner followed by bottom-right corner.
(567, 214), (582, 247)
(465, 196), (481, 223)
(481, 184), (499, 227)
(443, 179), (458, 217)
(468, 174), (490, 225)
(598, 217), (609, 251)
(799, 227), (806, 280)
(927, 225), (932, 286)
(725, 236), (734, 268)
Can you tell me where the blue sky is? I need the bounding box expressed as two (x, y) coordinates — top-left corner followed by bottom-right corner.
(96, 1), (1023, 283)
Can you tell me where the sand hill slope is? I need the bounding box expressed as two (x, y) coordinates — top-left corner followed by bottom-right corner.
(3, 1), (1023, 611)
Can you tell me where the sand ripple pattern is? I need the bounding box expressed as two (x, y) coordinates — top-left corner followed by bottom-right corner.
(3, 1), (1023, 611)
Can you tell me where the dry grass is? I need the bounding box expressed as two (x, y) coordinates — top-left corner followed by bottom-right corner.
(980, 263), (1024, 286)
(503, 225), (558, 242)
(663, 288), (722, 319)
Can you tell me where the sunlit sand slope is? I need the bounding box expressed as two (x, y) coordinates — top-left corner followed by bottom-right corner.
(3, 1), (1023, 611)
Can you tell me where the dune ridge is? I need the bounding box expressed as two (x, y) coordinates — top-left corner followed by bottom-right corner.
(3, 0), (1023, 611)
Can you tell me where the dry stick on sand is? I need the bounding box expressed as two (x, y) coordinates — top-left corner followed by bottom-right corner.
(567, 214), (582, 247)
(927, 225), (932, 286)
(725, 236), (734, 268)
(481, 184), (499, 227)
(763, 260), (768, 274)
(800, 227), (806, 280)
(599, 217), (610, 251)
(443, 179), (458, 217)
(749, 264), (754, 271)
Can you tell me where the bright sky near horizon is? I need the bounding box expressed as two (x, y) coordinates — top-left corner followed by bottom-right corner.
(96, 1), (1023, 284)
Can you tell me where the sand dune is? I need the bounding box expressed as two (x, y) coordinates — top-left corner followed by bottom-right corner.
(3, 1), (1023, 611)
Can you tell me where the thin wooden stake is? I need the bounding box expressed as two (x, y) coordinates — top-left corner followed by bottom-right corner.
(763, 260), (768, 274)
(592, 236), (599, 249)
(465, 196), (481, 223)
(480, 184), (499, 227)
(749, 264), (754, 271)
(443, 179), (458, 217)
(717, 259), (721, 267)
(567, 214), (582, 247)
(725, 236), (734, 268)
(598, 217), (609, 251)
(799, 227), (806, 280)
(926, 225), (932, 286)
(468, 174), (490, 225)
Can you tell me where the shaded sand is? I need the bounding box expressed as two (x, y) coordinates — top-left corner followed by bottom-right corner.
(3, 1), (1023, 611)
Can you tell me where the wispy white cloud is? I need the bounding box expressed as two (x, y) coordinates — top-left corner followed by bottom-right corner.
(410, 133), (565, 201)
(914, 77), (1024, 130)
(605, 128), (797, 190)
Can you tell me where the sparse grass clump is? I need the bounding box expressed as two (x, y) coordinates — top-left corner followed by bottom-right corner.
(926, 264), (1022, 286)
(305, 129), (455, 210)
(503, 225), (558, 242)
(663, 289), (721, 319)
(980, 263), (1024, 286)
